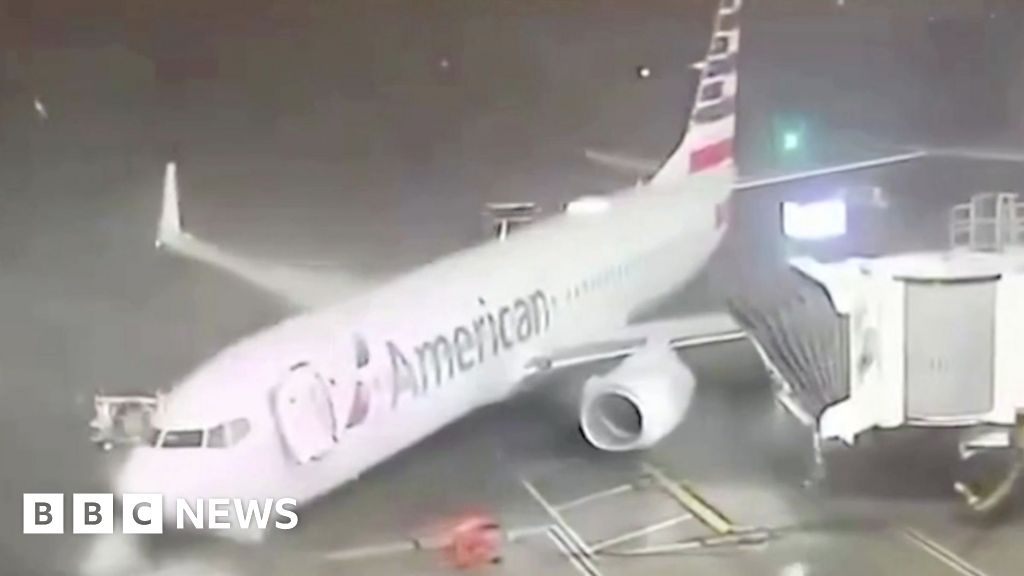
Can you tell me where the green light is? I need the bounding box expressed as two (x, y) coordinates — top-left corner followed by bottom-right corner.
(782, 131), (801, 152)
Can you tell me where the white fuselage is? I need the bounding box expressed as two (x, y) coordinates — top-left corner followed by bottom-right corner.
(115, 167), (733, 518)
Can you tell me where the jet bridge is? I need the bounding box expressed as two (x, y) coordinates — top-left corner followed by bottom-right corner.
(726, 192), (1024, 515)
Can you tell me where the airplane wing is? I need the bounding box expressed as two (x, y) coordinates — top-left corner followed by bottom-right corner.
(524, 312), (745, 376)
(155, 163), (375, 310)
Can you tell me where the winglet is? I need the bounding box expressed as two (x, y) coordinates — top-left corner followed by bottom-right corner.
(156, 162), (182, 249)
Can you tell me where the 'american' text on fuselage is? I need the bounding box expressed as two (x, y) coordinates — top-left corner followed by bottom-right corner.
(388, 290), (551, 406)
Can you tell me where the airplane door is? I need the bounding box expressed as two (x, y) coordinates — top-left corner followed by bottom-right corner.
(273, 363), (337, 464)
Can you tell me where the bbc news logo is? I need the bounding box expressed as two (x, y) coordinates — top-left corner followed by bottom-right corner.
(23, 494), (298, 534)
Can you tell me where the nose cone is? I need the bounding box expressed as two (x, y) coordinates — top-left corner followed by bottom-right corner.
(114, 449), (190, 526)
(115, 448), (164, 496)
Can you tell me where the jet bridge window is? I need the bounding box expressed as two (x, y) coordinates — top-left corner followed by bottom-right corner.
(160, 429), (204, 448)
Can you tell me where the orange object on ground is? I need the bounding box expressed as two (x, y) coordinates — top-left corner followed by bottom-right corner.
(440, 512), (503, 569)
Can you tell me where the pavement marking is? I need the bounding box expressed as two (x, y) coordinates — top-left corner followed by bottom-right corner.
(521, 477), (595, 558)
(547, 525), (604, 576)
(642, 462), (736, 535)
(323, 540), (420, 562)
(554, 482), (635, 512)
(900, 527), (991, 576)
(506, 524), (555, 542)
(590, 513), (694, 553)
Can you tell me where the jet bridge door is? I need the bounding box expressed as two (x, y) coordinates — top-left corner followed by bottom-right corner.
(273, 363), (337, 464)
(904, 279), (996, 419)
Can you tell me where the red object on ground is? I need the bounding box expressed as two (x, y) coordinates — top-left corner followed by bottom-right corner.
(440, 512), (503, 569)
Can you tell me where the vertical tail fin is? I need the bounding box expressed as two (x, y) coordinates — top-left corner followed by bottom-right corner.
(651, 0), (741, 186)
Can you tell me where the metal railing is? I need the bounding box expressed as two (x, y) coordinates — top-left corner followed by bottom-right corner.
(950, 192), (1024, 251)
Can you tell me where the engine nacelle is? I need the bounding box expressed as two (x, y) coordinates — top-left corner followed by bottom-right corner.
(580, 346), (696, 451)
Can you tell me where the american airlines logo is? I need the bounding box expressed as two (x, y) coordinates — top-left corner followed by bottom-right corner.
(23, 494), (298, 534)
(386, 290), (551, 406)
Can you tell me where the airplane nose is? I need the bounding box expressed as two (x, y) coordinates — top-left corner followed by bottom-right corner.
(114, 450), (155, 497)
(113, 450), (181, 525)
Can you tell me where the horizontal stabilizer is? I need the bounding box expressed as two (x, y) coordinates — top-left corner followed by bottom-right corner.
(584, 149), (660, 179)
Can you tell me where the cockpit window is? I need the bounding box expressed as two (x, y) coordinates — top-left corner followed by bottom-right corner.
(149, 418), (251, 449)
(203, 418), (251, 448)
(207, 424), (228, 448)
(228, 418), (251, 443)
(161, 429), (204, 448)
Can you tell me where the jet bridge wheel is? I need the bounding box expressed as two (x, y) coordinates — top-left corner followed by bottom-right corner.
(953, 423), (1024, 522)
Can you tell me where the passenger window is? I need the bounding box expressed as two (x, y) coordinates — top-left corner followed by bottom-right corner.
(207, 424), (228, 448)
(161, 429), (203, 448)
(228, 418), (252, 444)
(354, 335), (370, 369)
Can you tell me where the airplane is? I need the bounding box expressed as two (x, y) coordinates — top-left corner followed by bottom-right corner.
(113, 0), (933, 528)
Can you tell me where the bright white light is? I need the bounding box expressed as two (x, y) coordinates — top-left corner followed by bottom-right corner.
(780, 562), (808, 576)
(782, 199), (846, 240)
(566, 196), (610, 215)
(637, 66), (652, 79)
(33, 97), (48, 120)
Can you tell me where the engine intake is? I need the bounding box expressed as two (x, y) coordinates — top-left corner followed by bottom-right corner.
(580, 346), (696, 451)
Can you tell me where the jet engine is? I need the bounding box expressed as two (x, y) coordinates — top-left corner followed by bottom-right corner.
(580, 346), (696, 451)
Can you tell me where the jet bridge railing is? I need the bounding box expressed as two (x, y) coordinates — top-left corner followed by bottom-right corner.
(950, 192), (1024, 251)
